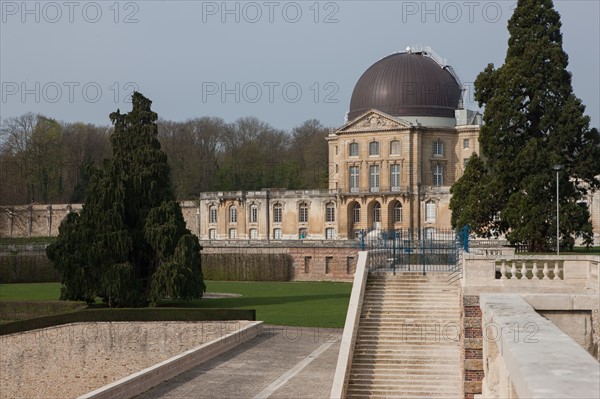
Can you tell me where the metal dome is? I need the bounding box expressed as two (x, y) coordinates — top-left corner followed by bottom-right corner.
(347, 50), (463, 121)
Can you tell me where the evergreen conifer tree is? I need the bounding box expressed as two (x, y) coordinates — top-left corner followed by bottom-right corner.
(47, 92), (205, 306)
(450, 0), (600, 251)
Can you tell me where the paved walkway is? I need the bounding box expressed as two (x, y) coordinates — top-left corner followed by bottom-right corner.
(136, 325), (342, 399)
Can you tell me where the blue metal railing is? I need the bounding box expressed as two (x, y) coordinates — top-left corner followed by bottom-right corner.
(358, 227), (468, 274)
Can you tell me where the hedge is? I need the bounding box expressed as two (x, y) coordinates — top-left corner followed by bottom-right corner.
(202, 253), (292, 281)
(0, 251), (60, 283)
(0, 251), (293, 283)
(0, 306), (256, 335)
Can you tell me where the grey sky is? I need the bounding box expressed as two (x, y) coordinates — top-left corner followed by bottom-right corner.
(1, 0), (598, 131)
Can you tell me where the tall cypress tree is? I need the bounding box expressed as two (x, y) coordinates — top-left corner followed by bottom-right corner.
(450, 0), (600, 251)
(48, 92), (205, 306)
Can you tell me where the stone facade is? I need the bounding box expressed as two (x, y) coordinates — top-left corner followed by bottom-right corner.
(328, 110), (480, 238)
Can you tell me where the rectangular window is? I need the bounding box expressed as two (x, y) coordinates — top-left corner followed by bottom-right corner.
(390, 140), (401, 155)
(325, 227), (334, 239)
(353, 205), (360, 224)
(349, 142), (358, 157)
(326, 204), (335, 223)
(433, 164), (444, 187)
(463, 138), (470, 149)
(249, 228), (258, 239)
(426, 202), (436, 222)
(425, 227), (435, 240)
(229, 228), (237, 239)
(369, 165), (380, 192)
(433, 141), (444, 157)
(273, 205), (282, 223)
(369, 141), (380, 156)
(325, 256), (333, 274)
(250, 206), (258, 223)
(349, 166), (359, 193)
(273, 228), (282, 239)
(346, 256), (354, 274)
(304, 256), (311, 273)
(299, 228), (308, 239)
(229, 207), (237, 224)
(209, 206), (217, 224)
(390, 164), (400, 191)
(209, 229), (216, 239)
(299, 205), (308, 223)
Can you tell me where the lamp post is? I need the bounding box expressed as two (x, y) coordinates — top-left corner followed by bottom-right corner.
(553, 165), (563, 255)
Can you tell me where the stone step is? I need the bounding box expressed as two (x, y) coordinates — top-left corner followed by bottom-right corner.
(346, 383), (461, 392)
(363, 292), (458, 296)
(354, 343), (460, 350)
(346, 389), (462, 398)
(357, 319), (461, 325)
(348, 376), (461, 384)
(350, 366), (459, 374)
(348, 275), (462, 397)
(360, 310), (460, 315)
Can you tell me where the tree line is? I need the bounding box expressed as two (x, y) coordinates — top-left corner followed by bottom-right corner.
(0, 114), (331, 205)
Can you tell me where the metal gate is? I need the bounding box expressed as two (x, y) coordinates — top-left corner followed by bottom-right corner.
(359, 226), (469, 274)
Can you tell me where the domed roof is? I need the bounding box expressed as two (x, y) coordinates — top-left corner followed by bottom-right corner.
(347, 50), (463, 121)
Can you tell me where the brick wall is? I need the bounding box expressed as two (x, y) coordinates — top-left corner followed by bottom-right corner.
(463, 295), (483, 399)
(287, 247), (357, 281)
(201, 243), (357, 282)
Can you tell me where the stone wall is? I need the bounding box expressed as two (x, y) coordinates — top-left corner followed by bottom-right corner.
(0, 204), (82, 237)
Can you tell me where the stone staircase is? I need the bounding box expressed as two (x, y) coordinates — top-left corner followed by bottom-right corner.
(346, 272), (462, 398)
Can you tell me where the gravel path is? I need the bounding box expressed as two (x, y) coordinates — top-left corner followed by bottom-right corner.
(0, 321), (252, 399)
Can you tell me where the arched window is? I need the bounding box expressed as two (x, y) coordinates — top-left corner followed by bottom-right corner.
(390, 140), (401, 155)
(394, 202), (402, 223)
(326, 203), (335, 223)
(273, 203), (282, 223)
(373, 202), (381, 223)
(353, 203), (361, 223)
(273, 228), (282, 239)
(208, 229), (216, 239)
(249, 228), (258, 239)
(299, 202), (309, 223)
(369, 141), (380, 156)
(250, 204), (258, 223)
(229, 228), (237, 239)
(349, 142), (359, 157)
(229, 206), (237, 224)
(209, 205), (218, 224)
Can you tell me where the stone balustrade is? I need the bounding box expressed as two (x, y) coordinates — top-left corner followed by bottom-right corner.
(497, 259), (563, 281)
(462, 254), (599, 295)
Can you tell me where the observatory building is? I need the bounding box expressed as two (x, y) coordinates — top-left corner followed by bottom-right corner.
(197, 47), (483, 240)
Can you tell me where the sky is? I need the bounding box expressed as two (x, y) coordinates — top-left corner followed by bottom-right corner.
(1, 0), (599, 131)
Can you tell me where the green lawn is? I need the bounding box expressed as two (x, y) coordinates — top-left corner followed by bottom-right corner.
(0, 281), (352, 327)
(0, 282), (62, 301)
(164, 281), (352, 327)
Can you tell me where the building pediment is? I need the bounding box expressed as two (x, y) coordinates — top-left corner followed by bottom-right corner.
(336, 110), (413, 134)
